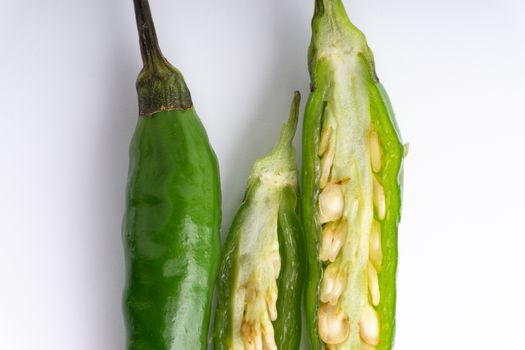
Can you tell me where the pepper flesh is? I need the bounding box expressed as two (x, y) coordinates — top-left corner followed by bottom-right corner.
(302, 1), (404, 350)
(214, 92), (304, 350)
(123, 1), (220, 349)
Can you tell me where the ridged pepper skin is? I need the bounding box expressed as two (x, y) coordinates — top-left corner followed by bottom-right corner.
(123, 1), (220, 349)
(214, 93), (304, 350)
(302, 1), (404, 349)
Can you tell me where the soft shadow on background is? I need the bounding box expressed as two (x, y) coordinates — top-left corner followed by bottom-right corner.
(89, 1), (136, 348)
(0, 0), (134, 348)
(218, 0), (311, 237)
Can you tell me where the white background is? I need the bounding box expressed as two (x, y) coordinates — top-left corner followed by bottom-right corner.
(1, 0), (524, 349)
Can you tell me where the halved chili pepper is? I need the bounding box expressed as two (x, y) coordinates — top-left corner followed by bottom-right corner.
(302, 1), (404, 349)
(214, 92), (304, 350)
(122, 1), (221, 349)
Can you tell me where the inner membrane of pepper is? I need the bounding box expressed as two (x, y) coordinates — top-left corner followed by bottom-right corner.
(231, 171), (295, 350)
(316, 54), (385, 350)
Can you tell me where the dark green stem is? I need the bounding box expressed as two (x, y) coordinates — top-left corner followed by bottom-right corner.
(133, 0), (192, 116)
(280, 91), (301, 148)
(133, 0), (164, 67)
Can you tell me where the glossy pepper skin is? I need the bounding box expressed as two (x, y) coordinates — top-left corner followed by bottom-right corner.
(123, 1), (220, 349)
(302, 1), (404, 349)
(214, 93), (304, 350)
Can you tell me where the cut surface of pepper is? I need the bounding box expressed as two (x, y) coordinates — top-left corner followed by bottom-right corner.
(214, 92), (304, 350)
(302, 1), (404, 350)
(123, 1), (220, 349)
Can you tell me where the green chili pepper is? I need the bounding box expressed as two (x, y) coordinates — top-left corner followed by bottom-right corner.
(214, 92), (304, 350)
(302, 1), (404, 349)
(122, 1), (220, 349)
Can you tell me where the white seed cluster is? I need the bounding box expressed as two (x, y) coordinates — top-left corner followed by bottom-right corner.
(238, 256), (280, 350)
(317, 127), (386, 349)
(232, 182), (286, 350)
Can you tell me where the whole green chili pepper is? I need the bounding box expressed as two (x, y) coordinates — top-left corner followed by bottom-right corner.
(122, 1), (220, 349)
(214, 92), (304, 350)
(302, 1), (404, 349)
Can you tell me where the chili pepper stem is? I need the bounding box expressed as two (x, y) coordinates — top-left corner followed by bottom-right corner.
(132, 0), (192, 115)
(249, 92), (301, 182)
(133, 0), (164, 68)
(274, 91), (300, 153)
(309, 0), (377, 83)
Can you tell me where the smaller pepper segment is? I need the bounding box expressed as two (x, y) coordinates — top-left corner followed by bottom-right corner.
(214, 92), (304, 350)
